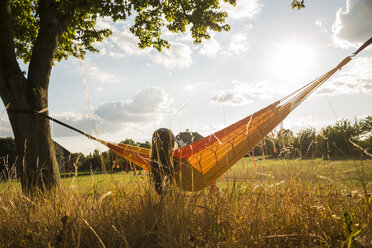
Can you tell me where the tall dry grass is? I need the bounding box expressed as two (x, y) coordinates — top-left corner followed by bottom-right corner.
(0, 160), (371, 248)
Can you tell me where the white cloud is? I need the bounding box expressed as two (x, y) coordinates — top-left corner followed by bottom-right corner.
(197, 31), (251, 58)
(332, 0), (372, 48)
(108, 51), (125, 58)
(183, 84), (196, 91)
(152, 42), (192, 68)
(95, 18), (193, 68)
(315, 17), (328, 34)
(95, 17), (115, 30)
(84, 63), (120, 84)
(210, 80), (277, 105)
(95, 87), (173, 123)
(228, 33), (249, 54)
(181, 81), (206, 92)
(223, 0), (263, 19)
(316, 56), (372, 95)
(111, 31), (149, 56)
(95, 102), (152, 123)
(50, 112), (107, 137)
(199, 37), (221, 57)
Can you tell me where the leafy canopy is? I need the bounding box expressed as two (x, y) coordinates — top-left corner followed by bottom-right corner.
(10, 0), (236, 63)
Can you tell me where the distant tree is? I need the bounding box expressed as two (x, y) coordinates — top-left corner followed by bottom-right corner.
(139, 141), (151, 149)
(76, 149), (111, 172)
(0, 0), (236, 193)
(120, 138), (136, 146)
(357, 116), (372, 137)
(121, 138), (151, 149)
(317, 120), (358, 159)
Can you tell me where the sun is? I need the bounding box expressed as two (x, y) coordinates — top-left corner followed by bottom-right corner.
(269, 40), (315, 82)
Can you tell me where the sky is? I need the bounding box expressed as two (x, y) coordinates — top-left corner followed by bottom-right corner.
(1, 0), (371, 154)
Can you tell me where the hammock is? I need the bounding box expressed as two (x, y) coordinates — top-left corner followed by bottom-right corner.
(65, 37), (372, 191)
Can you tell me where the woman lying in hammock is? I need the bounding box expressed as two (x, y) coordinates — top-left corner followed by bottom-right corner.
(150, 128), (220, 194)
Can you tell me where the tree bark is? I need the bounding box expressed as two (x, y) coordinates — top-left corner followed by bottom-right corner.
(7, 91), (60, 194)
(0, 0), (63, 194)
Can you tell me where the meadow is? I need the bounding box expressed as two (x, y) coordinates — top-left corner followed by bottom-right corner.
(0, 158), (371, 247)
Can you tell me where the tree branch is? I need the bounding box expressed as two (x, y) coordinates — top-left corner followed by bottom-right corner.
(0, 0), (26, 103)
(27, 0), (69, 90)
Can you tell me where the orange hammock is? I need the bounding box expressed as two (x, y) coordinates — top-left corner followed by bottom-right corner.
(85, 37), (371, 191)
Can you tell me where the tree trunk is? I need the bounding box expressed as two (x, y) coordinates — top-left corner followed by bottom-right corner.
(0, 0), (64, 194)
(7, 85), (60, 194)
(0, 67), (60, 193)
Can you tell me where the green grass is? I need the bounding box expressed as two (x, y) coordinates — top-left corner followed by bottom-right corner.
(0, 159), (371, 247)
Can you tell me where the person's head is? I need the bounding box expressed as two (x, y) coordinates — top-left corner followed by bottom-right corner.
(151, 128), (176, 158)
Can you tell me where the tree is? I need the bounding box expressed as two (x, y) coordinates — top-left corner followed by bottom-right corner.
(0, 0), (235, 193)
(121, 138), (151, 149)
(317, 120), (358, 159)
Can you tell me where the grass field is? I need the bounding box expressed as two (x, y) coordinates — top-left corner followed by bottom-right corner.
(0, 158), (371, 247)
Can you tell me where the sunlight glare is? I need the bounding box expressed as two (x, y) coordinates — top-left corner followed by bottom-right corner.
(269, 41), (315, 82)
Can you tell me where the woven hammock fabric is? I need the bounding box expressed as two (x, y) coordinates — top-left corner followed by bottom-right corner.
(90, 37), (371, 191)
(172, 101), (290, 191)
